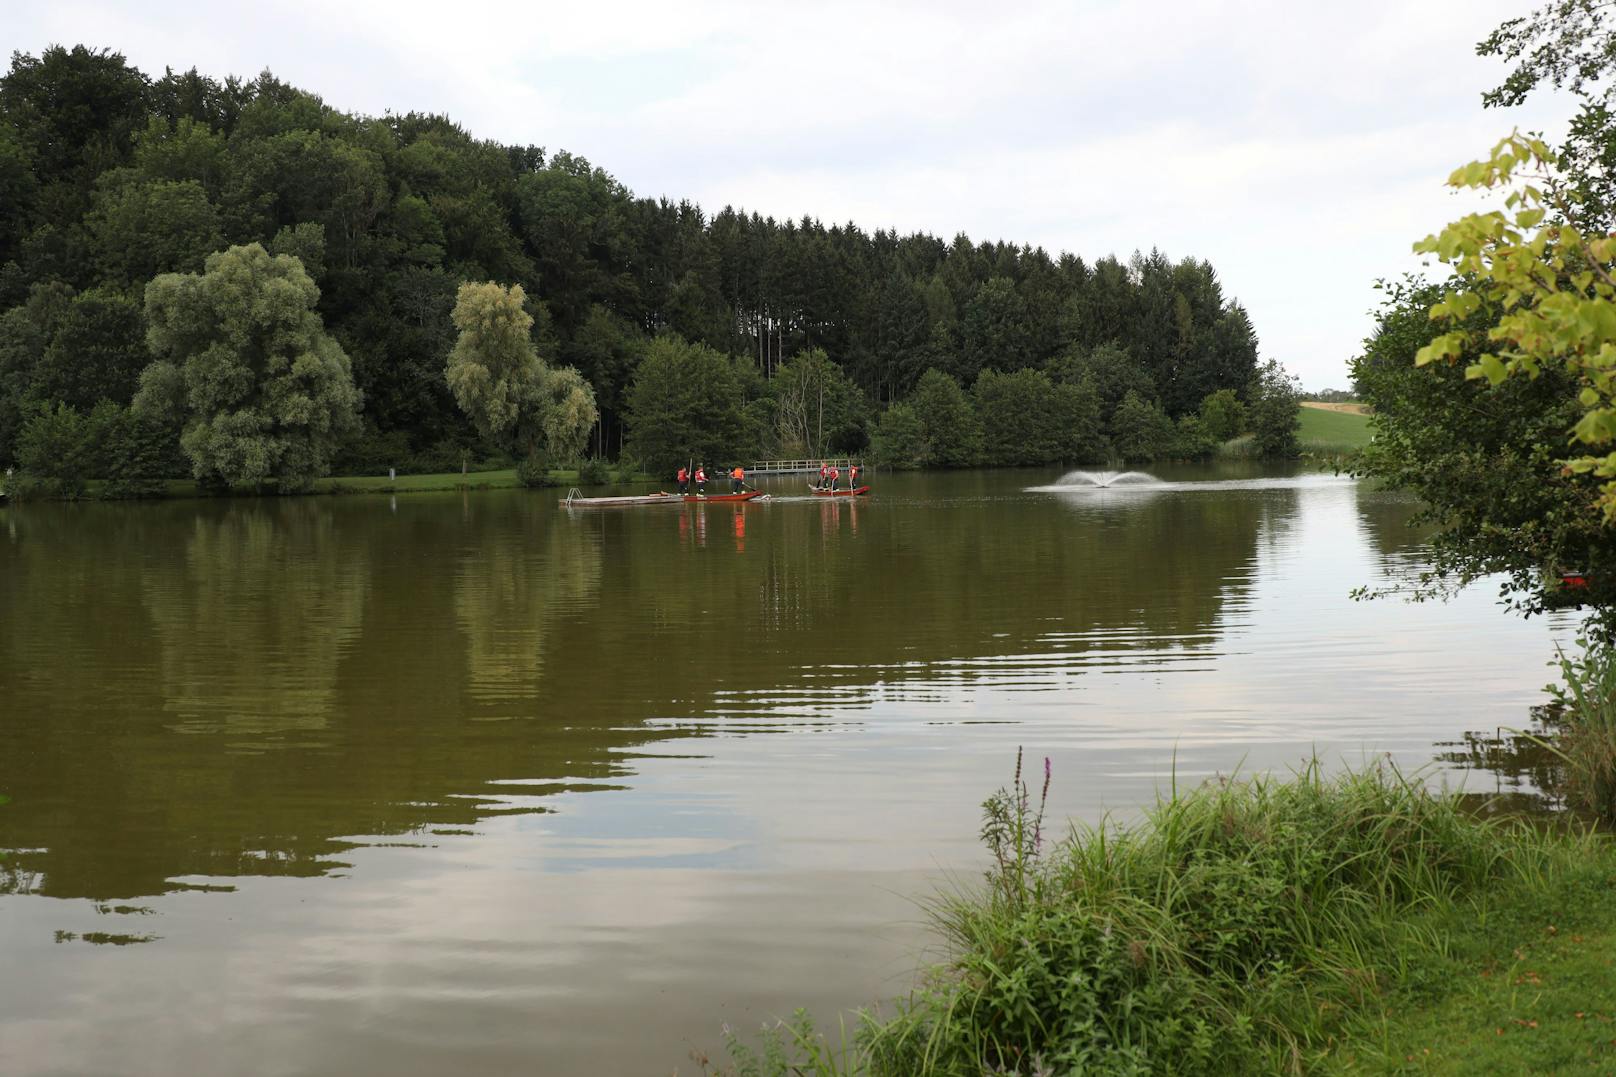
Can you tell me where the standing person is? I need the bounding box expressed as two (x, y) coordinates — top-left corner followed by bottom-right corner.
(818, 461), (830, 490)
(731, 464), (745, 494)
(677, 465), (689, 495)
(849, 462), (860, 489)
(828, 464), (840, 492)
(695, 464), (707, 495)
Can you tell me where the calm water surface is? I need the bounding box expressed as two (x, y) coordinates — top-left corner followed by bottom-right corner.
(0, 466), (1573, 1075)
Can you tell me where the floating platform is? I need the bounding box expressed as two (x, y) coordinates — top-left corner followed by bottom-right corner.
(560, 490), (680, 508)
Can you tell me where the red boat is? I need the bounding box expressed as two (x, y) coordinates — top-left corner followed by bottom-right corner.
(684, 490), (767, 503)
(807, 484), (870, 497)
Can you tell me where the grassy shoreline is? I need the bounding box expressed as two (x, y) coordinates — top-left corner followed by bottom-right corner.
(23, 466), (662, 502)
(699, 761), (1616, 1076)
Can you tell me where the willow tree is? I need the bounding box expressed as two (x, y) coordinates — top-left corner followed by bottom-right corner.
(133, 243), (361, 491)
(444, 281), (597, 482)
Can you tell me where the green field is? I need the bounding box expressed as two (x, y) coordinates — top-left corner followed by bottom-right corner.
(1299, 404), (1374, 453)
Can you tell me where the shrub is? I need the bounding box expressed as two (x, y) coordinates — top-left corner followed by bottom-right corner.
(16, 401), (95, 497)
(515, 451), (554, 488)
(577, 457), (611, 485)
(1198, 388), (1246, 441)
(1172, 414), (1218, 460)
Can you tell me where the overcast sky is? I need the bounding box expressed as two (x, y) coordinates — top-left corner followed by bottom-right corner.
(5, 0), (1576, 388)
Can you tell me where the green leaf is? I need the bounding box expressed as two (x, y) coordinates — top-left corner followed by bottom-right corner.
(1574, 410), (1608, 443)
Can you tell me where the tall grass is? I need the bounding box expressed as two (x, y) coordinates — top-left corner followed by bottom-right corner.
(700, 754), (1585, 1077)
(1544, 641), (1616, 823)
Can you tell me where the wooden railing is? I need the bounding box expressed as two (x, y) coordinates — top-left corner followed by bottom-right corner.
(746, 458), (860, 475)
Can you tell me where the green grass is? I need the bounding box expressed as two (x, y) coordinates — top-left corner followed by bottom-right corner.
(1299, 406), (1374, 454)
(1325, 866), (1616, 1074)
(68, 466), (657, 501)
(698, 759), (1616, 1077)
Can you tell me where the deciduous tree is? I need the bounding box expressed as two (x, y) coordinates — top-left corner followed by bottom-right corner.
(444, 280), (598, 476)
(871, 402), (925, 469)
(624, 334), (754, 478)
(909, 368), (982, 468)
(1247, 359), (1301, 458)
(133, 243), (361, 490)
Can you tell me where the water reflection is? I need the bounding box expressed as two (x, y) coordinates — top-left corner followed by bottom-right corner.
(1, 475), (1273, 899)
(144, 502), (369, 739)
(454, 500), (602, 716)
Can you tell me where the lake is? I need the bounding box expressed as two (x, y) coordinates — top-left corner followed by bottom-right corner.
(0, 465), (1573, 1075)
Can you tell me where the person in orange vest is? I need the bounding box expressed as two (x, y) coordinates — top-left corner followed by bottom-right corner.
(730, 464), (746, 493)
(849, 462), (860, 488)
(828, 464), (840, 491)
(694, 464), (707, 495)
(676, 465), (689, 494)
(818, 461), (830, 490)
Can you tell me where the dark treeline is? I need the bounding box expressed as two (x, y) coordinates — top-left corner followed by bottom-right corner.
(0, 45), (1279, 486)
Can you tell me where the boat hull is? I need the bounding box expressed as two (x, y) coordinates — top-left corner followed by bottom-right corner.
(807, 485), (870, 497)
(684, 491), (765, 503)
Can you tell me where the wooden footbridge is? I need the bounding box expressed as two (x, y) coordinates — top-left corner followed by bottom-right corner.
(746, 458), (860, 475)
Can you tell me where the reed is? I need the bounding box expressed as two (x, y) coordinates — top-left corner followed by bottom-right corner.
(1543, 641), (1616, 823)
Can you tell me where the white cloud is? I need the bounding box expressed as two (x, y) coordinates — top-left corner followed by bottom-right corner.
(3, 0), (1577, 387)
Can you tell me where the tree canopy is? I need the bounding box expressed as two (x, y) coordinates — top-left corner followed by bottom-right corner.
(1352, 1), (1616, 625)
(132, 242), (361, 490)
(0, 44), (1273, 481)
(623, 335), (758, 478)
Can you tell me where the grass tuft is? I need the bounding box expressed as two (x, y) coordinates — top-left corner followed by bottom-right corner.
(1541, 641), (1616, 824)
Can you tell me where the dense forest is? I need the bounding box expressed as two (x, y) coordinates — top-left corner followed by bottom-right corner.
(0, 45), (1289, 491)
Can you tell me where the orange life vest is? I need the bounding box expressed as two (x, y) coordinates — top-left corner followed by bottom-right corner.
(731, 467), (744, 480)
